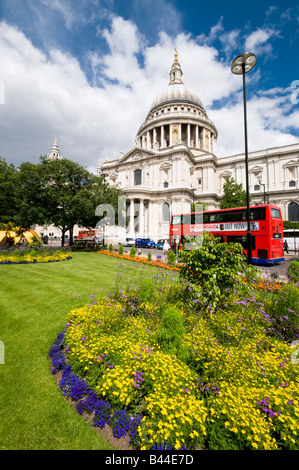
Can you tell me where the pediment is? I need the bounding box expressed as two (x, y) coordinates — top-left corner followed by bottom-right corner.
(250, 165), (263, 173)
(118, 147), (154, 164)
(159, 161), (172, 170)
(219, 170), (232, 178)
(283, 159), (299, 168)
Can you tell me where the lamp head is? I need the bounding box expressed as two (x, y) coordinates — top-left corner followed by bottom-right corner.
(231, 52), (257, 75)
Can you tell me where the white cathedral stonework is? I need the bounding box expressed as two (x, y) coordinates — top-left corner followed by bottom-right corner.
(96, 51), (299, 243)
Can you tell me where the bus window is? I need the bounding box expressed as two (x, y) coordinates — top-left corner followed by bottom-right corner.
(250, 207), (266, 220)
(190, 213), (203, 224)
(227, 235), (256, 250)
(273, 233), (282, 239)
(228, 210), (246, 222)
(172, 215), (181, 225)
(271, 208), (281, 219)
(182, 214), (191, 225)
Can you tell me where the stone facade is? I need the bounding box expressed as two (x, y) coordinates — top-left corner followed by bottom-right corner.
(97, 51), (299, 242)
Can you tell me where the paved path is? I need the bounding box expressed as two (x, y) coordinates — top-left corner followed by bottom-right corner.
(256, 254), (299, 281)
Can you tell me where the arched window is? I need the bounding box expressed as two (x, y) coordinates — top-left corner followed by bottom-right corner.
(162, 202), (170, 222)
(288, 202), (299, 221)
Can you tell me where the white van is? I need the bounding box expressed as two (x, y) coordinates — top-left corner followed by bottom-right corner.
(118, 237), (135, 247)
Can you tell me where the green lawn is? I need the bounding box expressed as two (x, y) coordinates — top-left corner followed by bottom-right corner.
(0, 252), (132, 450)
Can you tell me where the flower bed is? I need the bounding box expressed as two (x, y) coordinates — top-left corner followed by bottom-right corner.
(0, 245), (72, 264)
(49, 274), (299, 450)
(97, 249), (180, 271)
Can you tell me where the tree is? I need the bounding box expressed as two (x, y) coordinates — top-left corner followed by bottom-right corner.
(15, 160), (50, 229)
(191, 200), (206, 213)
(219, 176), (248, 209)
(39, 158), (122, 245)
(13, 157), (122, 246)
(0, 157), (19, 226)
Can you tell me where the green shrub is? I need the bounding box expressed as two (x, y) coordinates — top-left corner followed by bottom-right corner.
(130, 246), (136, 258)
(139, 278), (155, 302)
(167, 250), (176, 265)
(287, 260), (299, 283)
(155, 306), (185, 354)
(109, 243), (113, 253)
(147, 252), (152, 261)
(178, 232), (247, 310)
(30, 235), (42, 248)
(119, 244), (124, 255)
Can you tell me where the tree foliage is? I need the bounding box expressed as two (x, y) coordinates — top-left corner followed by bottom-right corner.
(179, 232), (248, 310)
(219, 176), (248, 209)
(39, 157), (122, 245)
(283, 220), (299, 230)
(0, 156), (122, 245)
(0, 157), (19, 226)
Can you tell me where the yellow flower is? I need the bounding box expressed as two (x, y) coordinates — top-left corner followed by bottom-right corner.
(174, 440), (181, 449)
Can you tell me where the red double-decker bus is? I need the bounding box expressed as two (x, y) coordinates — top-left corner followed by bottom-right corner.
(78, 229), (103, 245)
(169, 204), (284, 265)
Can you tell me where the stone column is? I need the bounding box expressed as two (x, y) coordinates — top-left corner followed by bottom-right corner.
(187, 124), (190, 147)
(153, 128), (157, 148)
(178, 124), (182, 142)
(202, 128), (205, 149)
(147, 131), (150, 150)
(161, 125), (164, 148)
(195, 126), (199, 148)
(129, 199), (135, 236)
(203, 165), (208, 191)
(139, 199), (144, 237)
(142, 134), (146, 150)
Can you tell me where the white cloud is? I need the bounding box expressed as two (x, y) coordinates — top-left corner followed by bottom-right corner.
(0, 16), (298, 176)
(101, 16), (143, 56)
(210, 89), (299, 158)
(245, 28), (279, 56)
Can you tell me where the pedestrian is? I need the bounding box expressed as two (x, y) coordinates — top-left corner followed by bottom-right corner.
(284, 240), (289, 254)
(163, 240), (170, 257)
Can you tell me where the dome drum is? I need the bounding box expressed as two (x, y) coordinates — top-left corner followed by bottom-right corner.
(136, 121), (217, 154)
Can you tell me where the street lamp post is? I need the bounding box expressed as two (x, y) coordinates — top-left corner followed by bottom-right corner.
(231, 52), (257, 265)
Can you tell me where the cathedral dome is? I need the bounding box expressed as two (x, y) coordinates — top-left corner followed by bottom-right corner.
(149, 49), (205, 112)
(135, 49), (217, 153)
(150, 83), (204, 112)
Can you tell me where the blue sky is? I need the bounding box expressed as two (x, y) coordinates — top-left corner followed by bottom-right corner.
(0, 0), (298, 172)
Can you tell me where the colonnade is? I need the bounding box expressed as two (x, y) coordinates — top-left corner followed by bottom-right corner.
(127, 198), (172, 239)
(128, 198), (147, 237)
(137, 123), (216, 153)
